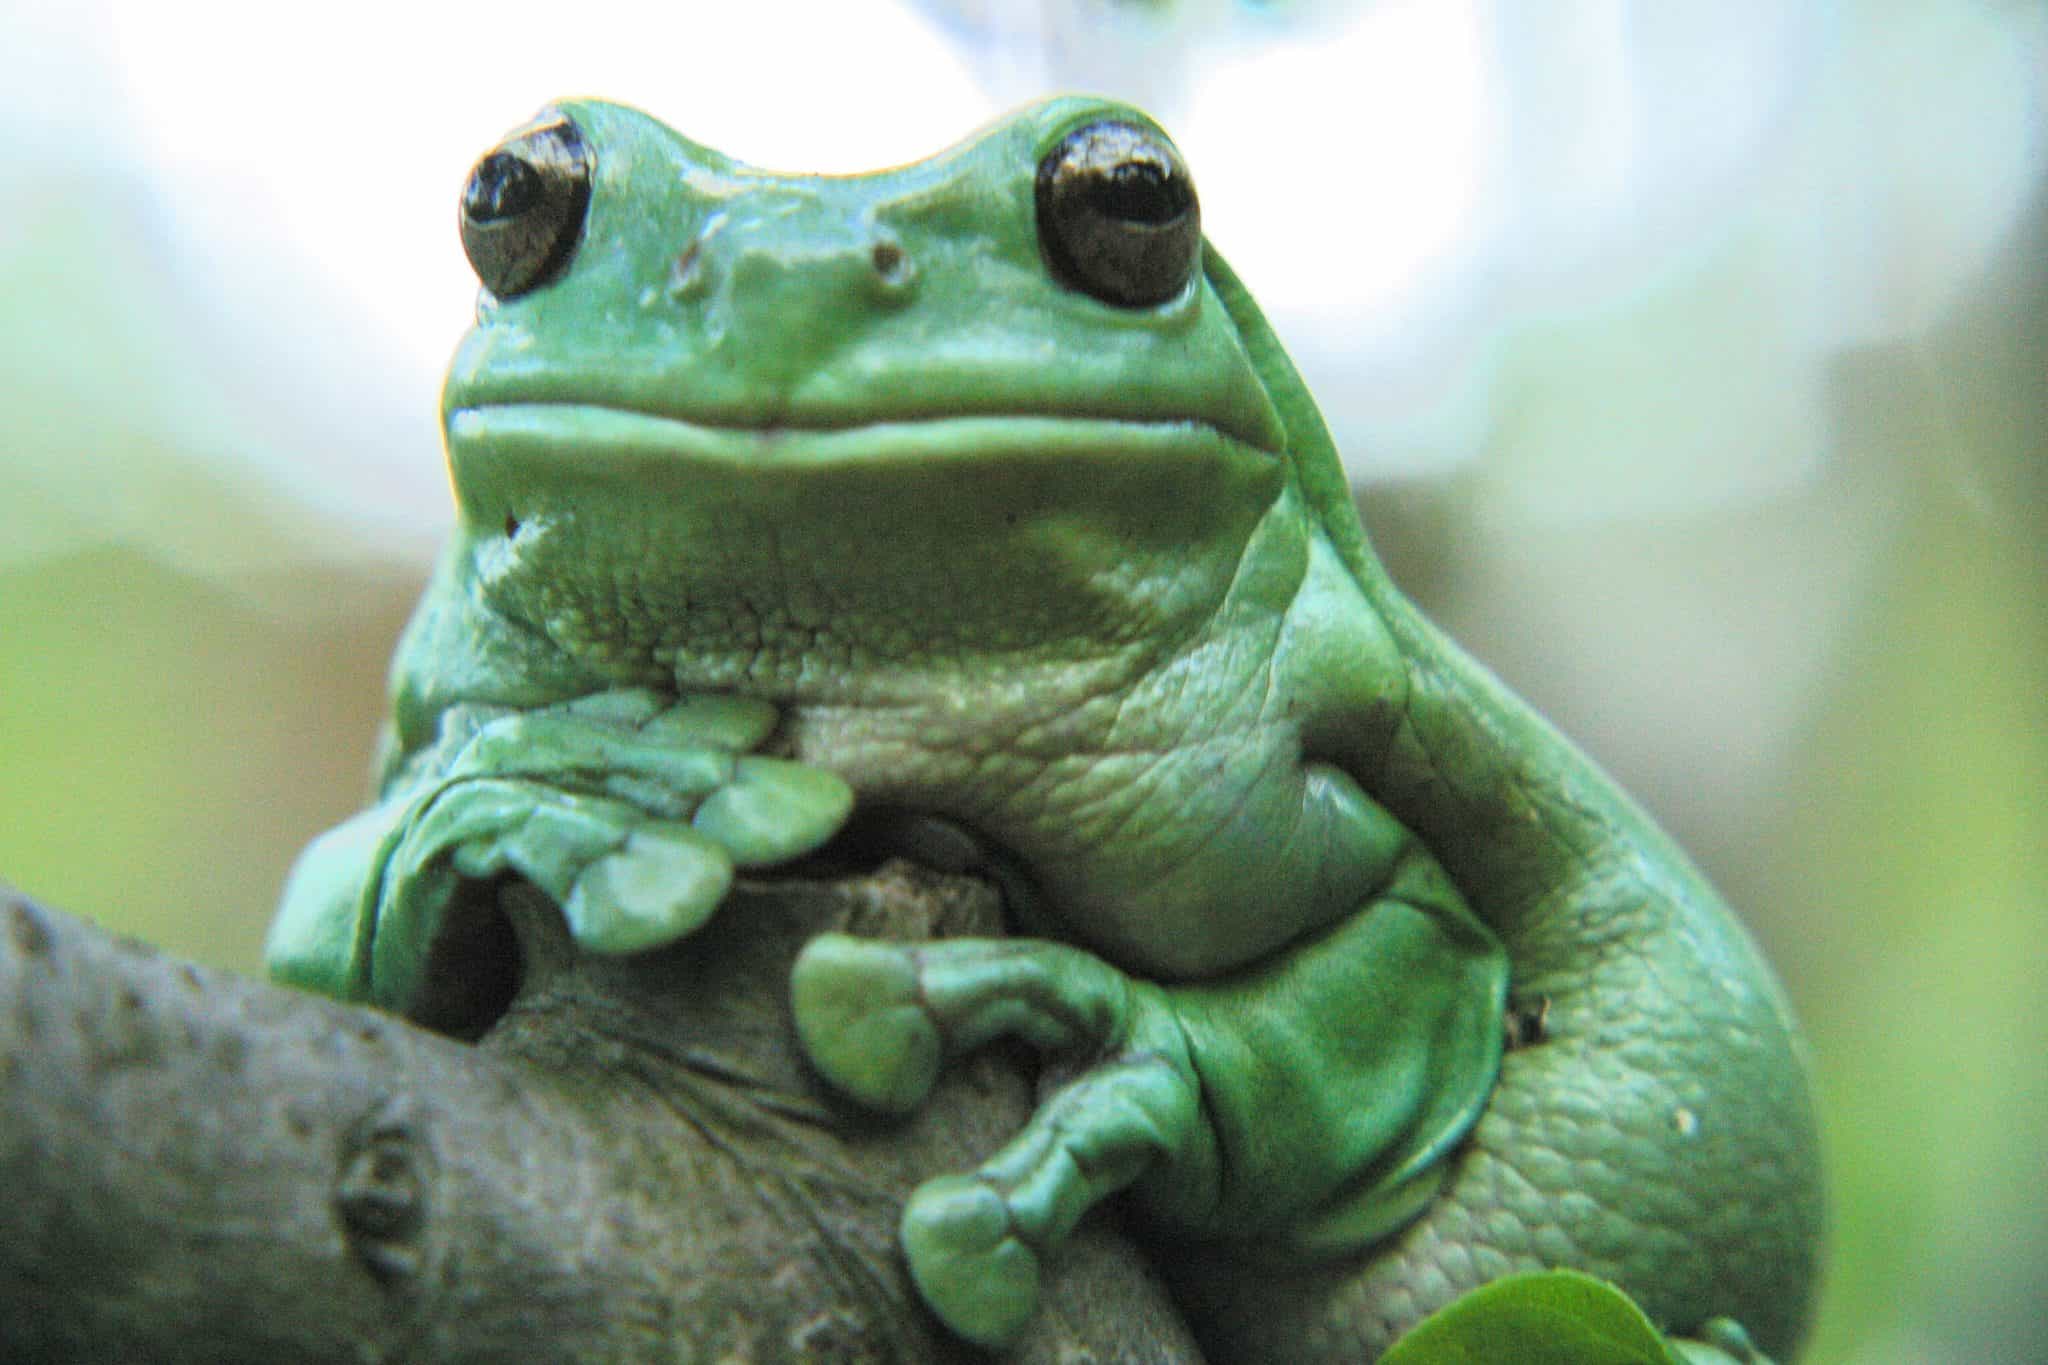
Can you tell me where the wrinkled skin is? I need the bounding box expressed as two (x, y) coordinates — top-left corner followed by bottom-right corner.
(269, 97), (1822, 1360)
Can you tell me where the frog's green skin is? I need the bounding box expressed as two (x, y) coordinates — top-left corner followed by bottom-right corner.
(268, 97), (1822, 1360)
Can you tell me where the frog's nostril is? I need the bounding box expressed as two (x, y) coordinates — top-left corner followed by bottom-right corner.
(869, 236), (917, 302)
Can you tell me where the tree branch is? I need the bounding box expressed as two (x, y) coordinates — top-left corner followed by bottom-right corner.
(0, 867), (1203, 1361)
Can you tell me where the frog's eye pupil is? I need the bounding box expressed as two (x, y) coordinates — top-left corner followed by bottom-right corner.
(464, 152), (541, 224)
(1096, 161), (1188, 226)
(459, 113), (592, 300)
(1035, 119), (1200, 309)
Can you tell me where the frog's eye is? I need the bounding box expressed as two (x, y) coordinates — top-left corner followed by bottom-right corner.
(459, 113), (592, 300)
(1035, 119), (1200, 309)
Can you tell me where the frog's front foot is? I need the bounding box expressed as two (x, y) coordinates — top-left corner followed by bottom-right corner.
(269, 690), (853, 1013)
(792, 934), (1203, 1348)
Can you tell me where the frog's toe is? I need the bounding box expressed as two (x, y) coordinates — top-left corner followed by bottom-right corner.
(691, 756), (853, 867)
(901, 1175), (1040, 1349)
(790, 934), (940, 1113)
(561, 824), (734, 954)
(1674, 1318), (1774, 1365)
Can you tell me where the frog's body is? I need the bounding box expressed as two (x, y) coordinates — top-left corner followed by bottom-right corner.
(269, 97), (1822, 1360)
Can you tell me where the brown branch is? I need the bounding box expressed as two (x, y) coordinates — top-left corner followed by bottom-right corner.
(0, 867), (1204, 1362)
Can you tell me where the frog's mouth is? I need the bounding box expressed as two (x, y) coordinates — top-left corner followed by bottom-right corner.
(445, 401), (1280, 485)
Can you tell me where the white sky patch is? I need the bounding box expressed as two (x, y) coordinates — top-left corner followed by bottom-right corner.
(1182, 0), (1493, 341)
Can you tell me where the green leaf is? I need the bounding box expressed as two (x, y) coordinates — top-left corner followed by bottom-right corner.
(1379, 1271), (1686, 1365)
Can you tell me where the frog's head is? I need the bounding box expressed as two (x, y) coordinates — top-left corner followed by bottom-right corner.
(440, 97), (1349, 696)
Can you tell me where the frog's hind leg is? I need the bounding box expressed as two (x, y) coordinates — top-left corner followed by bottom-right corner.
(792, 934), (1207, 1348)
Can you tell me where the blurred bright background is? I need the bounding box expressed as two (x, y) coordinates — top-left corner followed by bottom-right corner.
(2, 0), (2041, 1359)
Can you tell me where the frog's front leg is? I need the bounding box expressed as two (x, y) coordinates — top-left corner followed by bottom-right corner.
(794, 932), (1208, 1345)
(268, 689), (853, 1015)
(792, 804), (1507, 1349)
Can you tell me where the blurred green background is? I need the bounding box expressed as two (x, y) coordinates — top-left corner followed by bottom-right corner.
(2, 2), (2041, 1360)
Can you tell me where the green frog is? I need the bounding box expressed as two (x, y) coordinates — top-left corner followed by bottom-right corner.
(268, 97), (1822, 1361)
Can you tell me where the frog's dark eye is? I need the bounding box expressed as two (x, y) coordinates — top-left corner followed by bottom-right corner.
(1035, 119), (1200, 309)
(459, 113), (591, 300)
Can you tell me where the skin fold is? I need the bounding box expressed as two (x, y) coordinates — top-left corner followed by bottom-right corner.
(267, 96), (1823, 1360)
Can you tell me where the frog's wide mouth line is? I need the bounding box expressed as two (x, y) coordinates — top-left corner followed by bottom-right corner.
(445, 403), (1281, 472)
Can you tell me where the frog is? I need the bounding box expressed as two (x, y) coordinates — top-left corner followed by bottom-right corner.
(266, 96), (1823, 1362)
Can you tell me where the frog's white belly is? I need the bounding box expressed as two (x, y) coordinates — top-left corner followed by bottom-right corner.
(759, 670), (1363, 981)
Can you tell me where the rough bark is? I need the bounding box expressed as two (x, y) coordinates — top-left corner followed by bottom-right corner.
(0, 866), (1203, 1362)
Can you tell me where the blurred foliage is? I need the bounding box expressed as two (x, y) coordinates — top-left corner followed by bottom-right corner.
(0, 550), (417, 971)
(1770, 184), (2048, 1363)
